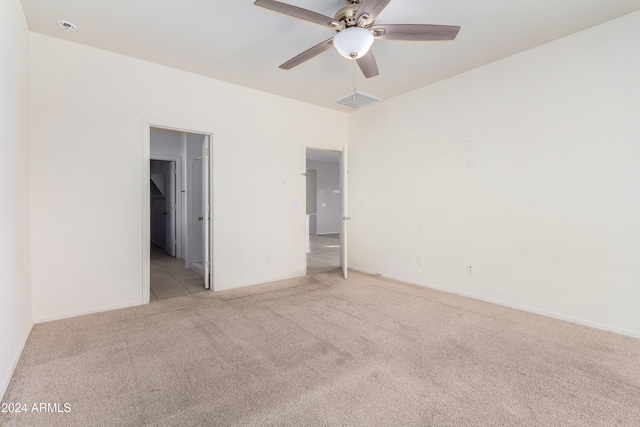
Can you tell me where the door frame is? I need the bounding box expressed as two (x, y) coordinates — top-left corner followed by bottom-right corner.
(143, 118), (215, 303)
(303, 146), (345, 277)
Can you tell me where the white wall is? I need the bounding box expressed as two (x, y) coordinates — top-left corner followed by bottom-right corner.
(307, 160), (341, 234)
(29, 33), (347, 321)
(348, 12), (640, 337)
(0, 0), (32, 398)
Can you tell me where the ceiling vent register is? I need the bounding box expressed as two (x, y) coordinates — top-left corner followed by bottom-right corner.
(333, 91), (382, 109)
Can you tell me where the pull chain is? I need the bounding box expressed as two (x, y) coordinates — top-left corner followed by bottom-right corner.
(352, 61), (357, 101)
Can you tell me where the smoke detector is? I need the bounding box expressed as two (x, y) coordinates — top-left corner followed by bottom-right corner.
(57, 20), (77, 32)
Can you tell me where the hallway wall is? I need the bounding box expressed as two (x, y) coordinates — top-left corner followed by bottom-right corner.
(150, 160), (170, 249)
(150, 128), (184, 260)
(150, 127), (182, 158)
(307, 160), (341, 235)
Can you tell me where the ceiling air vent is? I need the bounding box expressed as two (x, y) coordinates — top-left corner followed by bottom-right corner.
(333, 92), (382, 110)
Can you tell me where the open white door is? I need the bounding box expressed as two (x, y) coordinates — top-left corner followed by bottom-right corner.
(164, 161), (177, 257)
(202, 138), (211, 289)
(340, 145), (349, 279)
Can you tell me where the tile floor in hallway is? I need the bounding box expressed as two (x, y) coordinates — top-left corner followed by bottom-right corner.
(150, 243), (207, 300)
(151, 234), (340, 300)
(307, 233), (340, 274)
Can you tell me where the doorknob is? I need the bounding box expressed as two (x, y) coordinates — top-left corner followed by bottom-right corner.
(198, 216), (203, 221)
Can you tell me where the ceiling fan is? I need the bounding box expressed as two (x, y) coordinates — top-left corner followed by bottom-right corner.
(254, 0), (460, 78)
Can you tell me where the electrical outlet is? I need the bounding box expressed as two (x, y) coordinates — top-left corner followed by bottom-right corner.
(266, 255), (271, 263)
(467, 264), (474, 275)
(416, 256), (423, 266)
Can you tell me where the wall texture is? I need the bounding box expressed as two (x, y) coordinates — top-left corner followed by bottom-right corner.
(0, 0), (32, 398)
(348, 12), (640, 337)
(29, 33), (347, 322)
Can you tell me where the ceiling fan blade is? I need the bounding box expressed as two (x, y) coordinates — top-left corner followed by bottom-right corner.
(280, 38), (334, 70)
(355, 0), (392, 26)
(372, 24), (460, 41)
(356, 50), (379, 79)
(254, 0), (344, 30)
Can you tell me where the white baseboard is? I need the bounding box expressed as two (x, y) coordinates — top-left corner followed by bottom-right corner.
(1, 322), (33, 401)
(34, 300), (145, 324)
(214, 272), (305, 292)
(349, 266), (640, 339)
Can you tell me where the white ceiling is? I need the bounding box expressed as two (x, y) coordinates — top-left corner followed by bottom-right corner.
(20, 0), (640, 112)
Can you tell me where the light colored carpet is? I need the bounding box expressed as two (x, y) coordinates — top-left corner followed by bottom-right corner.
(2, 270), (639, 426)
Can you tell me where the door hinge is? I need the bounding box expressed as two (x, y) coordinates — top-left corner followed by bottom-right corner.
(205, 148), (210, 156)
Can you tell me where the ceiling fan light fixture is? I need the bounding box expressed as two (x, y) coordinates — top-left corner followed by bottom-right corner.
(333, 27), (374, 59)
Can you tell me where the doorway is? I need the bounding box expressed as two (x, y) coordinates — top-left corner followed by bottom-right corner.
(305, 148), (347, 276)
(144, 125), (213, 302)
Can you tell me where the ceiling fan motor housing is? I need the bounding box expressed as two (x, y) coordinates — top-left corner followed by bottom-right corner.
(335, 2), (365, 28)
